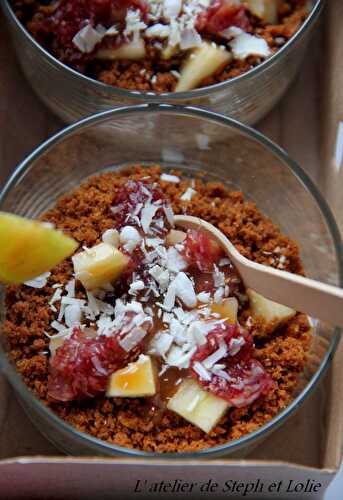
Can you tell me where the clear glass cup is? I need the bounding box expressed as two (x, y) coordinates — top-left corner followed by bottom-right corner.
(0, 104), (342, 458)
(1, 0), (322, 124)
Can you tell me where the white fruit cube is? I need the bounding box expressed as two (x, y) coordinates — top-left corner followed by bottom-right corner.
(96, 39), (146, 60)
(211, 297), (239, 324)
(247, 288), (296, 327)
(161, 43), (178, 60)
(72, 242), (129, 290)
(106, 355), (156, 398)
(175, 42), (232, 92)
(167, 378), (229, 433)
(245, 0), (279, 23)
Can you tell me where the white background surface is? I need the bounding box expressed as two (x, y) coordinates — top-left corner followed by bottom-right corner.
(325, 462), (343, 499)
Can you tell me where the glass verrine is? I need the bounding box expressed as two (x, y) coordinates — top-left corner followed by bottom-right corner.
(0, 104), (341, 458)
(1, 1), (323, 124)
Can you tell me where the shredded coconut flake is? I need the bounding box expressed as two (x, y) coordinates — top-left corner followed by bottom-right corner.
(228, 28), (271, 60)
(166, 247), (187, 273)
(129, 280), (145, 295)
(162, 282), (176, 311)
(229, 336), (245, 356)
(145, 23), (171, 38)
(119, 327), (148, 352)
(163, 206), (175, 227)
(180, 27), (202, 49)
(149, 332), (174, 356)
(160, 173), (180, 183)
(124, 9), (147, 36)
(141, 203), (159, 234)
(120, 225), (142, 252)
(180, 187), (196, 201)
(203, 339), (227, 369)
(49, 287), (63, 306)
(65, 279), (76, 298)
(73, 24), (104, 54)
(102, 229), (119, 247)
(166, 344), (197, 369)
(51, 320), (67, 333)
(213, 265), (225, 287)
(24, 271), (51, 289)
(197, 291), (210, 303)
(172, 272), (197, 308)
(219, 258), (230, 267)
(64, 304), (82, 327)
(192, 361), (212, 381)
(214, 287), (224, 303)
(163, 0), (182, 19)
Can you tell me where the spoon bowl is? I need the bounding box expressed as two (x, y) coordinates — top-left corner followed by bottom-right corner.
(175, 214), (343, 327)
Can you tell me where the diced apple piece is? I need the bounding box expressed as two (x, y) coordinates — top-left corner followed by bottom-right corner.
(167, 378), (230, 433)
(72, 242), (129, 290)
(175, 42), (232, 92)
(245, 0), (279, 23)
(96, 39), (146, 60)
(0, 212), (78, 284)
(166, 229), (186, 246)
(161, 43), (179, 60)
(106, 355), (156, 398)
(247, 289), (296, 328)
(211, 297), (238, 324)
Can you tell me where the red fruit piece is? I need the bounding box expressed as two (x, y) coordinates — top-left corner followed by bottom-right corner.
(190, 323), (273, 407)
(48, 326), (143, 401)
(112, 180), (172, 235)
(181, 229), (224, 272)
(197, 2), (251, 35)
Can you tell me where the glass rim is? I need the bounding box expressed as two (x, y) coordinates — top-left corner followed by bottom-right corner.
(2, 0), (323, 101)
(0, 103), (341, 459)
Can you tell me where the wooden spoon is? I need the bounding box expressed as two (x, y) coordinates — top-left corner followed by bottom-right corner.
(174, 215), (343, 326)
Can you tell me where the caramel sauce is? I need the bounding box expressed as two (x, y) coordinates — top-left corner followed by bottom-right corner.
(144, 365), (189, 424)
(158, 366), (189, 401)
(138, 255), (244, 422)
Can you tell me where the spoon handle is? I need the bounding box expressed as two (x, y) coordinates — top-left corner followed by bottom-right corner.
(237, 260), (343, 327)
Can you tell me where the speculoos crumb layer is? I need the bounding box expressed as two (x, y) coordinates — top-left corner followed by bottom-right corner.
(3, 165), (311, 453)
